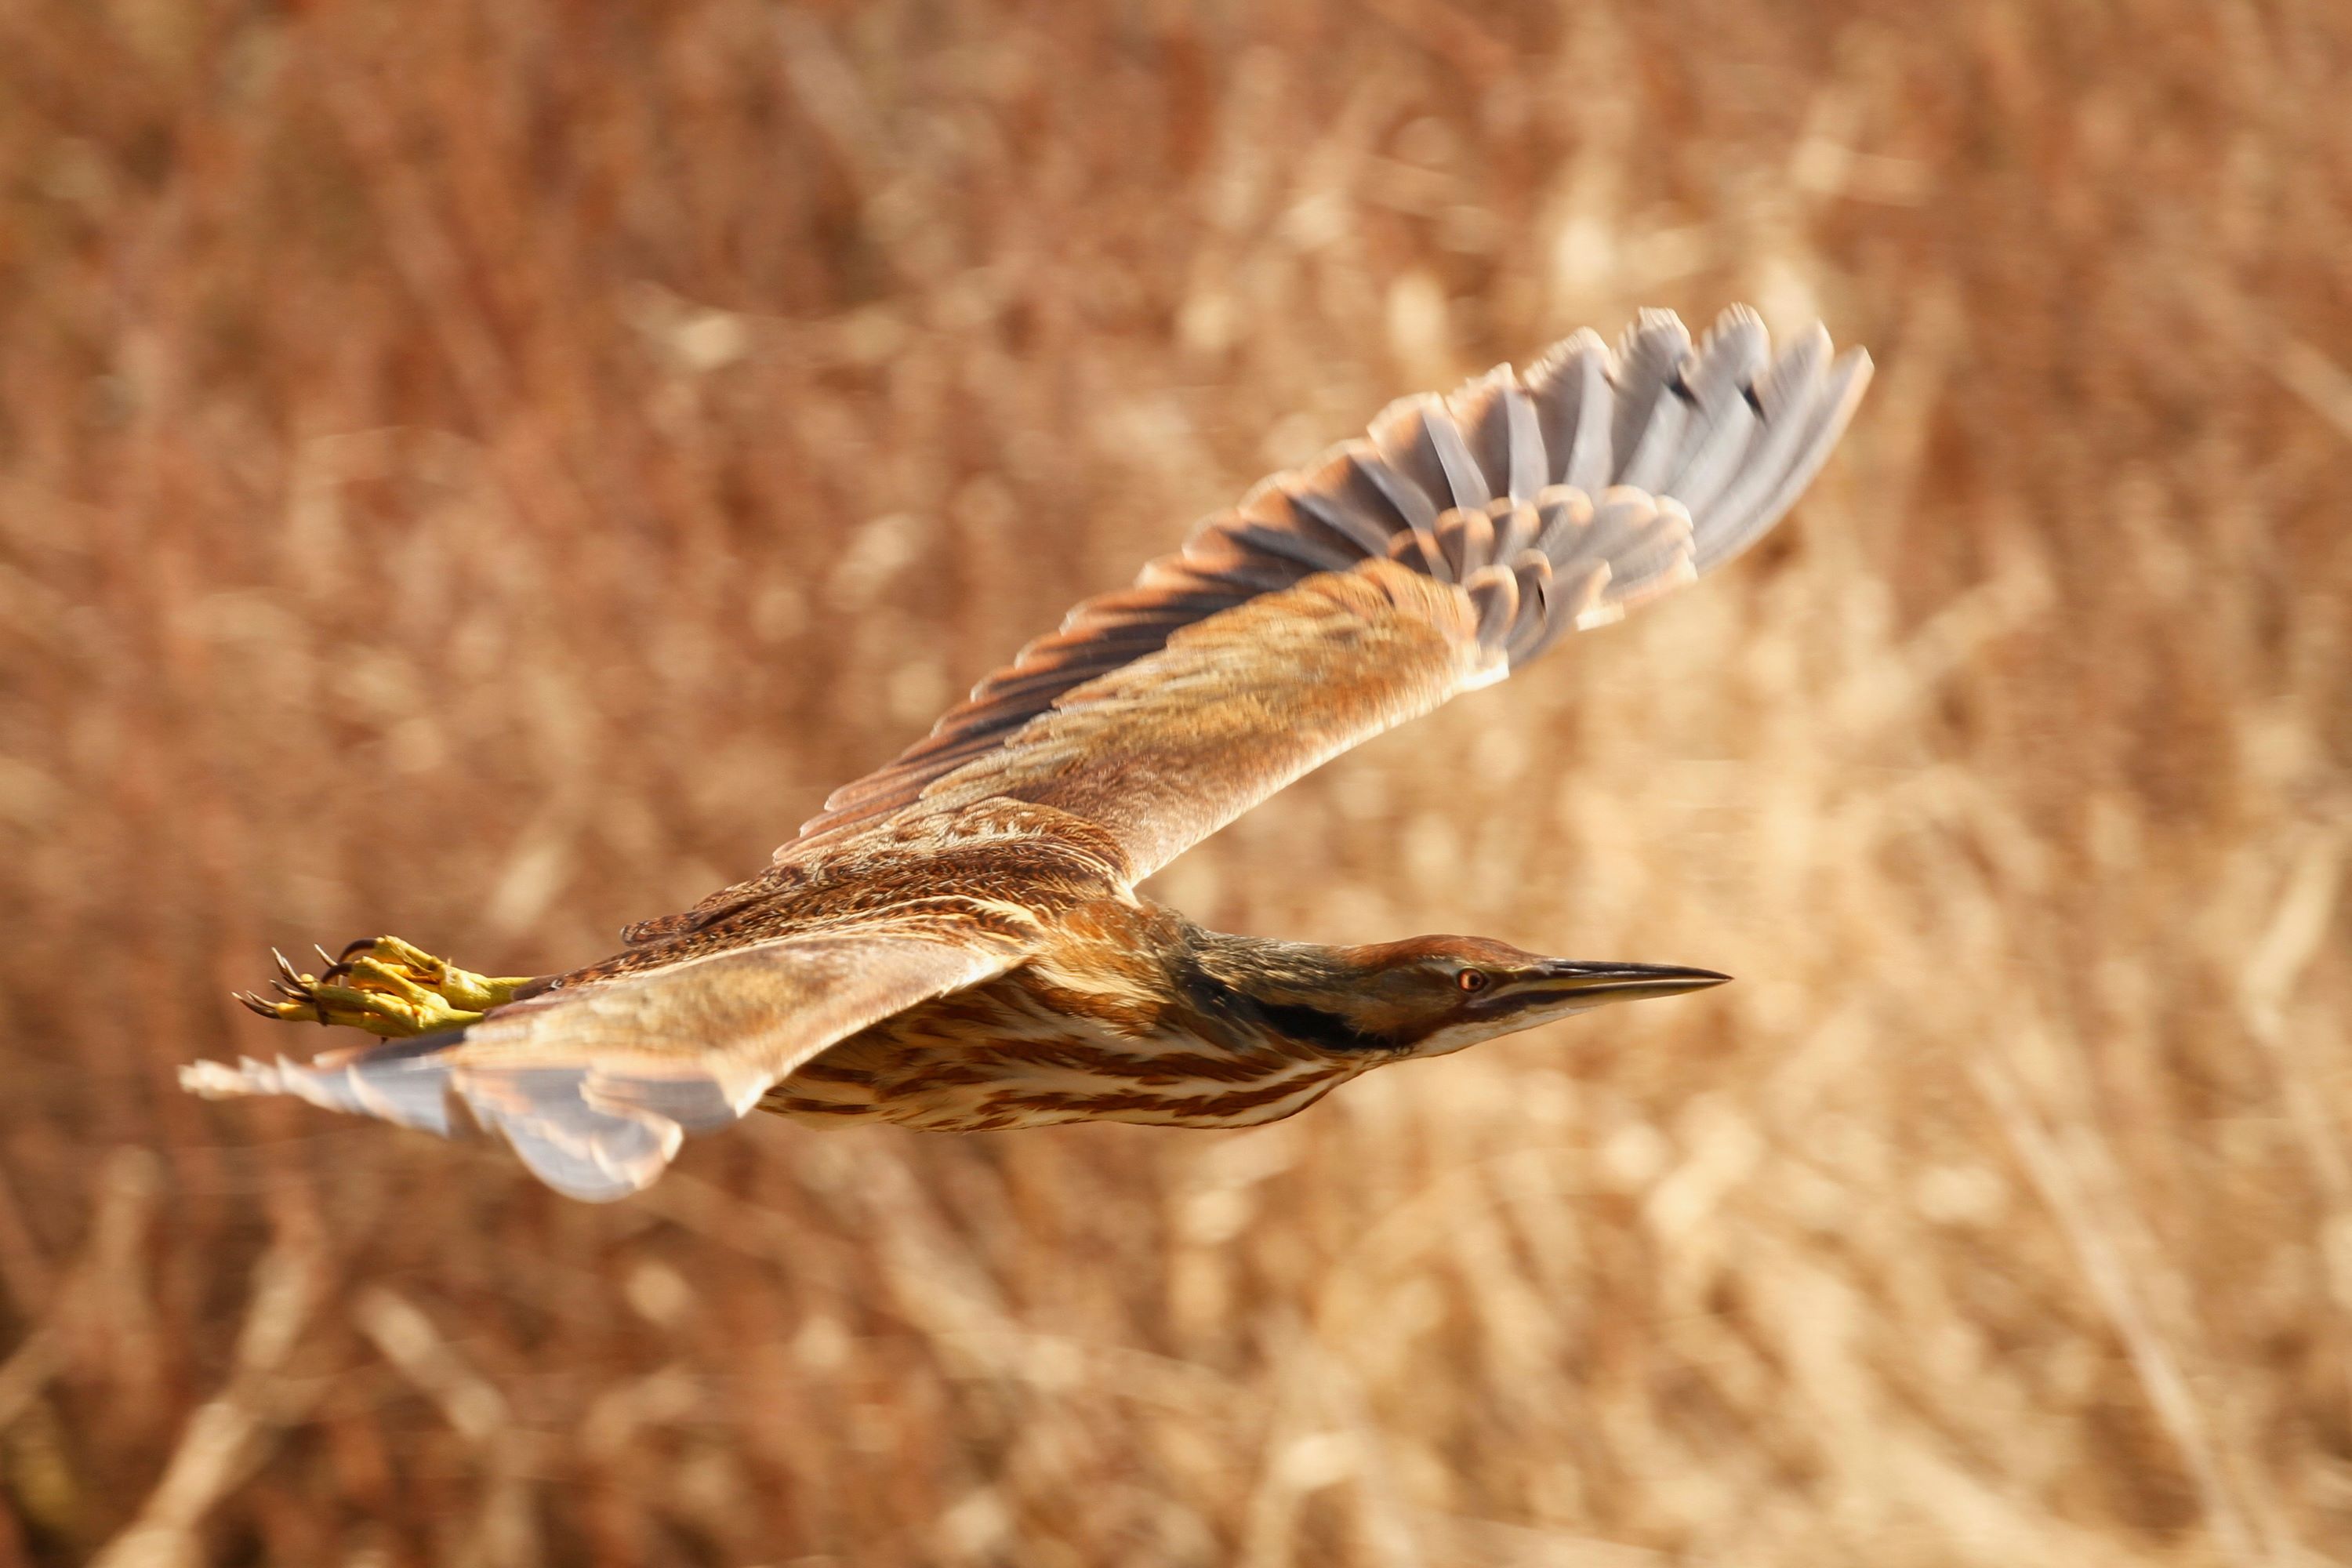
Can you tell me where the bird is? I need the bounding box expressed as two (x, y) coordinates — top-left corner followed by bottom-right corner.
(181, 306), (1870, 1201)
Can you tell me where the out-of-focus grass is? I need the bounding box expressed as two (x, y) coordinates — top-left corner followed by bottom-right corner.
(2, 2), (2350, 1563)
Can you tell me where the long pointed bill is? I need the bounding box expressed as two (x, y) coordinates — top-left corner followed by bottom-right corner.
(1519, 960), (1731, 1007)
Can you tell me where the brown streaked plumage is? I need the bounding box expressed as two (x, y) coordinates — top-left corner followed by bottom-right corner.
(182, 306), (1871, 1200)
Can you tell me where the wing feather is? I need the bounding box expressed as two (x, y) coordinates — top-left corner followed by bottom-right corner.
(182, 920), (1029, 1200)
(787, 306), (1869, 862)
(901, 561), (1498, 882)
(1525, 331), (1617, 495)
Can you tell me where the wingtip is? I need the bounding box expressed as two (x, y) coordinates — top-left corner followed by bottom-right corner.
(1836, 343), (1876, 396)
(1707, 301), (1766, 338)
(180, 1057), (270, 1099)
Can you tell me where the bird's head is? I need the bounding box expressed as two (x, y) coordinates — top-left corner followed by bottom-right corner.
(1316, 935), (1729, 1059)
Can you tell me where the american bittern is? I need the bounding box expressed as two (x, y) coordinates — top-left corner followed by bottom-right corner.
(183, 307), (1869, 1200)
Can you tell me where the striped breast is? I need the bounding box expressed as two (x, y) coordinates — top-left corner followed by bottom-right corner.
(758, 965), (1359, 1132)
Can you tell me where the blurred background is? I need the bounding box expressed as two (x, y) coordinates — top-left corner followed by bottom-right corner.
(3, 0), (2350, 1563)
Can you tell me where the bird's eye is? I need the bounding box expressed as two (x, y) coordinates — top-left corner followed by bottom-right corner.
(1457, 970), (1490, 993)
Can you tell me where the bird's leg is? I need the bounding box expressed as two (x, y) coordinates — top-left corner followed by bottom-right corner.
(233, 937), (533, 1038)
(331, 935), (531, 1012)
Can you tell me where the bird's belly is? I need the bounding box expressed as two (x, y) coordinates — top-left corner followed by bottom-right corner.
(758, 982), (1355, 1133)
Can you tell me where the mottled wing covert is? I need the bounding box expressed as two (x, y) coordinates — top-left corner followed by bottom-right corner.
(908, 560), (1501, 883)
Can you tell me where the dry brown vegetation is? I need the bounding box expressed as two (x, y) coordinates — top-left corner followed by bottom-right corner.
(2, 0), (2351, 1563)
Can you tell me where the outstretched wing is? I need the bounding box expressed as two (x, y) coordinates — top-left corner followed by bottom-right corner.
(182, 916), (1030, 1200)
(794, 306), (1870, 883)
(889, 561), (1498, 883)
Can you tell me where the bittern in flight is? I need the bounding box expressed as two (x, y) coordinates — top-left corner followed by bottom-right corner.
(183, 307), (1869, 1200)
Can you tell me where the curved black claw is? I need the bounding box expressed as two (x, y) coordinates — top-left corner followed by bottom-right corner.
(337, 938), (379, 962)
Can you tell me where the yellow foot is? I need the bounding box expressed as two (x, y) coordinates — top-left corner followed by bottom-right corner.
(234, 936), (533, 1039)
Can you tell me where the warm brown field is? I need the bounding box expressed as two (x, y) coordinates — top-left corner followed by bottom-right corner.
(3, 1), (2350, 1563)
